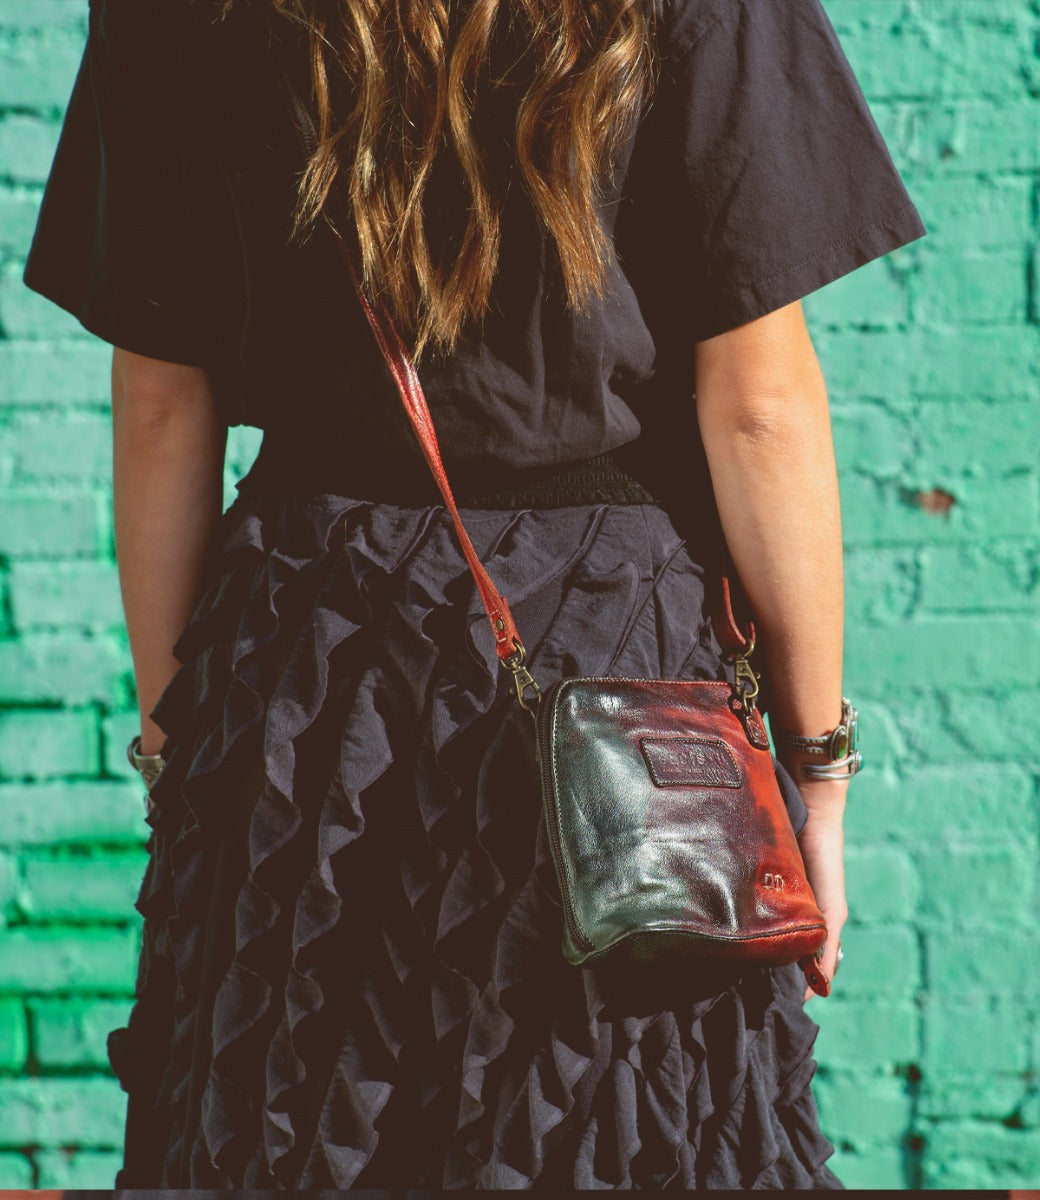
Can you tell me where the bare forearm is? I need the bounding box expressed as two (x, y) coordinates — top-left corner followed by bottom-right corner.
(695, 302), (844, 753)
(111, 349), (226, 756)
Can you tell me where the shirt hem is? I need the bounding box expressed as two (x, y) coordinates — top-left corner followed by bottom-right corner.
(694, 199), (927, 342)
(21, 258), (216, 369)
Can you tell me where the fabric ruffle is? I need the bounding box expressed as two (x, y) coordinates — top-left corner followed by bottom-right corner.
(109, 491), (841, 1190)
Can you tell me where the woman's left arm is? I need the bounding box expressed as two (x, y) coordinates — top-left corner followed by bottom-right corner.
(112, 348), (226, 757)
(695, 300), (850, 997)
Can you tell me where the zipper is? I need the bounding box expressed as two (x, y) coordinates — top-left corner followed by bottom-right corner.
(536, 681), (596, 956)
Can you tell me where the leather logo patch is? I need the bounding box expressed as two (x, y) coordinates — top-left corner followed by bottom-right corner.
(639, 736), (742, 789)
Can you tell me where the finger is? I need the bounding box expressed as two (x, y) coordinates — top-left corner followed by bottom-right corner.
(805, 923), (845, 1002)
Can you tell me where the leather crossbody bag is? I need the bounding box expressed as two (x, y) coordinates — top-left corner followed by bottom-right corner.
(339, 248), (830, 996)
(280, 73), (831, 997)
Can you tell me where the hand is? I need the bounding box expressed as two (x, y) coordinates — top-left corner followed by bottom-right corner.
(794, 777), (848, 1002)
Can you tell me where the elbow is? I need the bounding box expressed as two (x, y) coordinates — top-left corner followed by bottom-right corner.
(111, 347), (218, 439)
(694, 302), (830, 448)
(698, 386), (821, 453)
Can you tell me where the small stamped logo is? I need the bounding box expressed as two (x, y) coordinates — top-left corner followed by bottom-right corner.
(640, 736), (742, 789)
(763, 872), (786, 891)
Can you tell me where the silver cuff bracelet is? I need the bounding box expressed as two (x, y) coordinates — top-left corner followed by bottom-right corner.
(127, 734), (165, 792)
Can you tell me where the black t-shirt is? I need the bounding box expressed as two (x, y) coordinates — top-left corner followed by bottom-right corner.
(24, 0), (925, 513)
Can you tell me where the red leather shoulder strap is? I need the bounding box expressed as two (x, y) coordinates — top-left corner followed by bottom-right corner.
(714, 576), (754, 657)
(335, 241), (523, 663)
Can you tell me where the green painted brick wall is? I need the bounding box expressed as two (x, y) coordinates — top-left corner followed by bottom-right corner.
(0, 0), (1037, 1189)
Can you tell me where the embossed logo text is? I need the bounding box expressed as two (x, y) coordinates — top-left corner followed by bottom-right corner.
(639, 736), (742, 789)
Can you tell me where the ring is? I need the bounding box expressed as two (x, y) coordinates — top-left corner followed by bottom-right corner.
(835, 943), (844, 975)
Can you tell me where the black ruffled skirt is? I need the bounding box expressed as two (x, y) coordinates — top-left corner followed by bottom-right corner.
(108, 488), (843, 1190)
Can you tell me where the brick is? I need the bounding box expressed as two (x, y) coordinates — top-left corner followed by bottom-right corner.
(0, 490), (101, 557)
(814, 326), (1039, 399)
(0, 710), (98, 781)
(0, 342), (110, 406)
(803, 251), (912, 330)
(1032, 244), (1040, 325)
(820, 925), (920, 997)
(0, 999), (28, 1070)
(102, 711), (147, 781)
(862, 700), (965, 768)
(842, 21), (1033, 100)
(814, 1000), (919, 1070)
(823, 0), (913, 24)
(0, 851), (15, 910)
(0, 1077), (126, 1148)
(0, 187), (42, 256)
(916, 846), (1035, 928)
(0, 578), (9, 638)
(921, 1123), (1040, 1189)
(928, 931), (1040, 997)
(0, 1154), (32, 1189)
(0, 33), (85, 110)
(909, 176), (1034, 248)
(0, 928), (138, 994)
(0, 782), (146, 846)
(874, 99), (1040, 174)
(28, 998), (132, 1069)
(831, 402), (913, 476)
(35, 1149), (122, 1189)
(911, 399), (1039, 476)
(942, 690), (1040, 762)
(0, 0), (89, 33)
(843, 764), (1036, 845)
(845, 845), (919, 924)
(8, 561), (123, 630)
(1, 412), (112, 482)
(912, 0), (1033, 21)
(814, 1073), (914, 1145)
(825, 1146), (907, 1190)
(919, 1077), (1028, 1121)
(921, 997), (1032, 1076)
(840, 471), (1039, 547)
(914, 248), (1029, 324)
(844, 616), (1039, 694)
(0, 114), (60, 184)
(844, 547), (919, 623)
(1021, 1091), (1040, 1127)
(22, 854), (147, 923)
(0, 633), (130, 706)
(0, 265), (87, 340)
(919, 544), (1038, 613)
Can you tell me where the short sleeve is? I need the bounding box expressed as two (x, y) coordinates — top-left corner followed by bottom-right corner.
(22, 0), (239, 368)
(621, 0), (927, 343)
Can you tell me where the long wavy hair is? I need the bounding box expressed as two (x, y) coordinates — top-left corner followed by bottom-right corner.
(220, 0), (659, 362)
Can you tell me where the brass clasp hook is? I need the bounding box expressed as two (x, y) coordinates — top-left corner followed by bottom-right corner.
(502, 641), (542, 715)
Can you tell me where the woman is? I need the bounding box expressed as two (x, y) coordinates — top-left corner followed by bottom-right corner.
(24, 0), (925, 1187)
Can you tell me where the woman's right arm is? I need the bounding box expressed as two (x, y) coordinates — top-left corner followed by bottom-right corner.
(112, 347), (226, 757)
(694, 298), (850, 996)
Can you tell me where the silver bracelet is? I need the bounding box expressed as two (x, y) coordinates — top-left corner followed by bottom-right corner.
(798, 750), (862, 782)
(776, 697), (862, 782)
(127, 735), (165, 791)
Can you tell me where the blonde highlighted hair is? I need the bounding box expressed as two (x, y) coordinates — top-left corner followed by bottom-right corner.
(222, 0), (658, 362)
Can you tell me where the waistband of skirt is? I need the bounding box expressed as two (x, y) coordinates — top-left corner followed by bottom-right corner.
(237, 449), (658, 509)
(456, 453), (656, 508)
